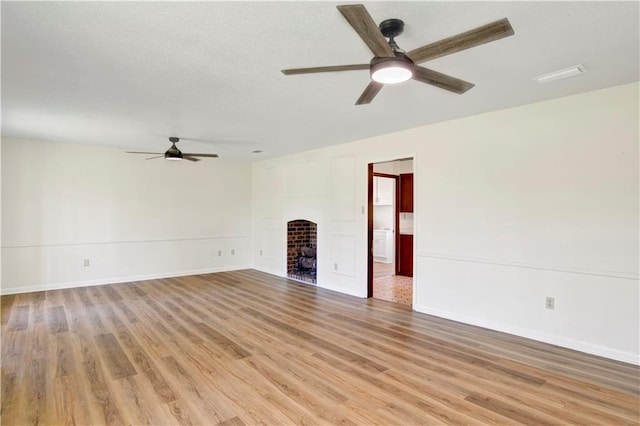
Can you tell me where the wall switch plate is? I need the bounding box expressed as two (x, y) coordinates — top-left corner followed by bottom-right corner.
(217, 250), (222, 256)
(231, 249), (235, 255)
(545, 296), (555, 310)
(83, 259), (90, 267)
(334, 263), (338, 271)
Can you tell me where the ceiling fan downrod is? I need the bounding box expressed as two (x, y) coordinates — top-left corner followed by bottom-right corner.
(379, 18), (405, 52)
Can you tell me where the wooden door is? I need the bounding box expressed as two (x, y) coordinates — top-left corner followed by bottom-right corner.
(399, 173), (414, 212)
(398, 234), (413, 277)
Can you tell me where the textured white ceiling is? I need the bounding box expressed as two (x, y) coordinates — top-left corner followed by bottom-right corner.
(2, 1), (639, 160)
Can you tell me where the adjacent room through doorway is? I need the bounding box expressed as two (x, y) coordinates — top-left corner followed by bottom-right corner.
(368, 158), (414, 306)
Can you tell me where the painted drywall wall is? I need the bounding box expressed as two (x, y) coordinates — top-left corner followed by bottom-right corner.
(373, 176), (394, 230)
(2, 138), (252, 294)
(0, 138), (2, 289)
(373, 159), (413, 175)
(252, 82), (639, 364)
(373, 205), (393, 230)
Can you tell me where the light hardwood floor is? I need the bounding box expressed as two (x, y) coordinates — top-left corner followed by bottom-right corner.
(1, 269), (639, 425)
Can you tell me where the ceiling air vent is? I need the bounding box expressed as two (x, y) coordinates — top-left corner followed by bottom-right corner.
(534, 65), (587, 84)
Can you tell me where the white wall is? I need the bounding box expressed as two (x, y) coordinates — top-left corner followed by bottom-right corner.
(0, 137), (2, 288)
(373, 205), (393, 229)
(373, 176), (394, 230)
(251, 82), (639, 364)
(2, 138), (252, 294)
(374, 159), (413, 175)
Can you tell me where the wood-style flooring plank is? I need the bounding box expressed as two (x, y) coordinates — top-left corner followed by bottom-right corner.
(51, 374), (93, 425)
(1, 294), (16, 326)
(47, 306), (69, 334)
(94, 333), (137, 380)
(217, 416), (246, 426)
(1, 269), (638, 425)
(0, 368), (19, 423)
(78, 334), (125, 425)
(160, 355), (234, 424)
(96, 298), (178, 405)
(6, 305), (29, 331)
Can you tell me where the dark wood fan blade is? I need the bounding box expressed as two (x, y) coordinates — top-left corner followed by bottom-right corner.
(355, 81), (384, 105)
(412, 66), (475, 94)
(145, 155), (164, 160)
(406, 18), (514, 64)
(282, 64), (369, 75)
(182, 156), (201, 162)
(126, 151), (163, 155)
(183, 153), (219, 158)
(337, 4), (395, 58)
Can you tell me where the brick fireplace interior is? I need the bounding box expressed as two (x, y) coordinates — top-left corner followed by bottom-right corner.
(287, 219), (317, 284)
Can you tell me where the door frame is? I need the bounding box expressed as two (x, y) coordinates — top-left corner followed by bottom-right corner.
(374, 172), (399, 273)
(367, 164), (374, 298)
(367, 159), (414, 299)
(367, 169), (401, 298)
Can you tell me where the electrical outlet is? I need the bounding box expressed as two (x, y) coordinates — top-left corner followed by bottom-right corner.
(545, 296), (555, 310)
(217, 250), (222, 256)
(83, 259), (90, 267)
(231, 249), (235, 255)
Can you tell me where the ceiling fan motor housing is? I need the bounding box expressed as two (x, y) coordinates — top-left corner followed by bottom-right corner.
(165, 142), (183, 160)
(370, 52), (414, 67)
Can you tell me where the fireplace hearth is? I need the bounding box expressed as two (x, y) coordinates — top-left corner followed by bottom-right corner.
(287, 220), (317, 284)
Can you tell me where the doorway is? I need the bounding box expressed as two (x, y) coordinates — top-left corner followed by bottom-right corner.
(368, 159), (414, 306)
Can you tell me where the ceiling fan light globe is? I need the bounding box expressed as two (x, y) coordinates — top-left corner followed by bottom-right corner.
(371, 66), (412, 84)
(370, 54), (414, 84)
(165, 151), (183, 161)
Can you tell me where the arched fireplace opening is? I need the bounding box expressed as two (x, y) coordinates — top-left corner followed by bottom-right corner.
(287, 219), (317, 284)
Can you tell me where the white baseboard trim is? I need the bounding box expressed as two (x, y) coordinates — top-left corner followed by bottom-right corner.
(0, 265), (252, 295)
(251, 265), (285, 280)
(413, 304), (640, 366)
(317, 281), (365, 298)
(251, 266), (366, 298)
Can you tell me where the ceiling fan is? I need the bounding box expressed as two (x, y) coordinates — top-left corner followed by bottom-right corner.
(281, 4), (514, 105)
(126, 137), (219, 162)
